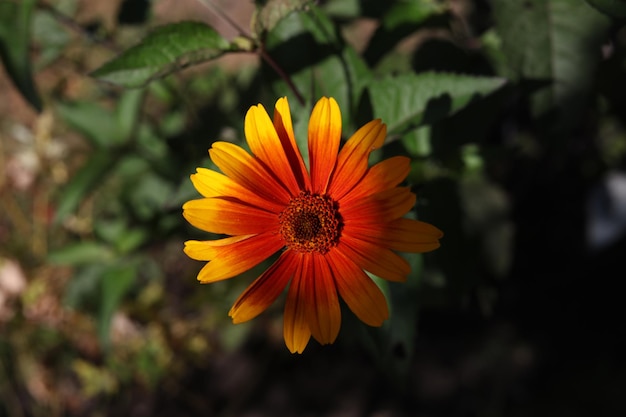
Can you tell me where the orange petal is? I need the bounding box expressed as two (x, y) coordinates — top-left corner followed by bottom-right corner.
(303, 254), (341, 345)
(337, 237), (410, 282)
(326, 249), (389, 327)
(245, 103), (301, 195)
(191, 168), (283, 213)
(195, 232), (284, 283)
(184, 235), (252, 261)
(384, 218), (443, 252)
(229, 250), (298, 324)
(182, 198), (277, 235)
(339, 156), (411, 206)
(308, 97), (341, 193)
(341, 187), (416, 224)
(347, 218), (443, 253)
(328, 119), (386, 200)
(283, 253), (311, 353)
(273, 97), (311, 191)
(209, 141), (290, 205)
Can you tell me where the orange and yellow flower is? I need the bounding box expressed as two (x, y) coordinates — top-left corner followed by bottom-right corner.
(183, 97), (442, 353)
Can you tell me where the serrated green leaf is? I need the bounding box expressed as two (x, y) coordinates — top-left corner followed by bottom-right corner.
(493, 0), (610, 133)
(53, 151), (117, 224)
(91, 21), (233, 88)
(0, 0), (42, 111)
(48, 242), (115, 265)
(253, 0), (313, 37)
(586, 0), (626, 18)
(369, 72), (507, 135)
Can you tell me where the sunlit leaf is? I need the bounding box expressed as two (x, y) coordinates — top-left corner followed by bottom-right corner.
(369, 72), (507, 135)
(0, 0), (42, 111)
(91, 21), (233, 88)
(382, 0), (446, 30)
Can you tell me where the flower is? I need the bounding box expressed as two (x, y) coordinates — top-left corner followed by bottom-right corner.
(183, 97), (443, 353)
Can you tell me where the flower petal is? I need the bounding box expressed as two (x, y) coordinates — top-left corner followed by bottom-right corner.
(337, 237), (410, 282)
(273, 97), (311, 191)
(209, 141), (291, 205)
(303, 254), (341, 345)
(384, 218), (443, 252)
(341, 187), (416, 225)
(191, 168), (283, 213)
(228, 250), (297, 324)
(182, 197), (277, 235)
(339, 156), (411, 206)
(326, 249), (389, 327)
(184, 235), (252, 261)
(328, 119), (386, 200)
(308, 97), (341, 193)
(283, 253), (311, 353)
(195, 232), (284, 283)
(245, 103), (301, 195)
(347, 218), (443, 253)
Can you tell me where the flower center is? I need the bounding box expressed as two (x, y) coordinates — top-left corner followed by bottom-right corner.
(279, 192), (342, 254)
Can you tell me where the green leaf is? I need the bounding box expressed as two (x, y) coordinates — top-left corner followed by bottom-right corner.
(0, 0), (42, 111)
(99, 263), (137, 347)
(91, 21), (233, 88)
(56, 101), (119, 147)
(253, 0), (313, 37)
(586, 0), (626, 18)
(369, 72), (507, 135)
(492, 0), (610, 133)
(265, 5), (370, 132)
(48, 242), (115, 265)
(53, 151), (117, 224)
(382, 0), (446, 30)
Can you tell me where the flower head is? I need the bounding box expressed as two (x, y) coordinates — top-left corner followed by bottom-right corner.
(183, 97), (442, 353)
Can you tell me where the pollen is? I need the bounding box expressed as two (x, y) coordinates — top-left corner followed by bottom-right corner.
(279, 192), (342, 254)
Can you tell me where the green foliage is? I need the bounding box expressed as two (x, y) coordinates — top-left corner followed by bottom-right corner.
(91, 21), (235, 88)
(0, 0), (42, 111)
(493, 0), (610, 134)
(369, 72), (507, 135)
(2, 0), (626, 414)
(586, 0), (626, 17)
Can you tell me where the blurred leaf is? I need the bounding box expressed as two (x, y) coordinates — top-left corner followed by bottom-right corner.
(382, 0), (446, 30)
(253, 0), (313, 37)
(48, 242), (115, 265)
(63, 264), (108, 310)
(492, 0), (610, 133)
(32, 8), (71, 68)
(586, 0), (626, 18)
(0, 0), (42, 111)
(369, 72), (507, 135)
(56, 101), (119, 147)
(53, 151), (117, 223)
(115, 89), (145, 143)
(99, 263), (137, 347)
(91, 21), (233, 88)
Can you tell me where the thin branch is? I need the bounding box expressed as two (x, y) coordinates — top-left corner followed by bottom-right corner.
(195, 0), (250, 38)
(258, 45), (305, 106)
(37, 2), (119, 52)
